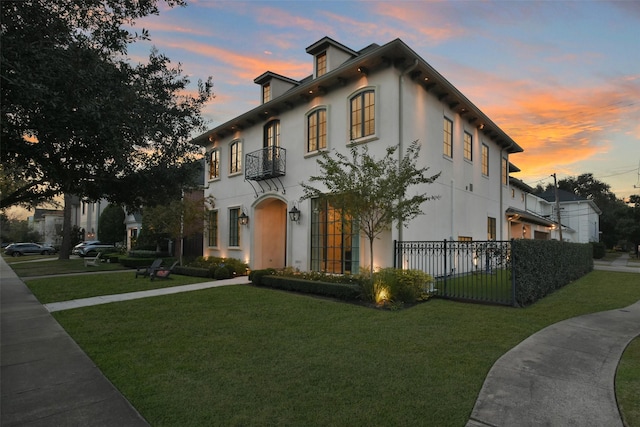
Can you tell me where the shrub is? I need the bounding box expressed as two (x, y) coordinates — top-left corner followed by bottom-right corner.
(371, 268), (434, 304)
(591, 242), (606, 259)
(214, 266), (231, 280)
(250, 268), (277, 286)
(173, 266), (210, 278)
(260, 275), (360, 300)
(187, 256), (248, 276)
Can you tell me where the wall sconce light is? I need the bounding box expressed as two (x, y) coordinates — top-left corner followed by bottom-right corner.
(357, 66), (368, 75)
(239, 210), (249, 226)
(288, 205), (301, 223)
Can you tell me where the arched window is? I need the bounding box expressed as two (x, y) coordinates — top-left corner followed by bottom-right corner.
(307, 108), (327, 152)
(263, 120), (280, 149)
(230, 140), (242, 174)
(350, 89), (375, 140)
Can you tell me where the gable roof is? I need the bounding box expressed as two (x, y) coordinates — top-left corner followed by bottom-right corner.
(536, 188), (602, 214)
(192, 37), (523, 154)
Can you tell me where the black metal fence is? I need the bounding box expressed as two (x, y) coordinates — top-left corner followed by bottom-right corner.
(394, 240), (515, 306)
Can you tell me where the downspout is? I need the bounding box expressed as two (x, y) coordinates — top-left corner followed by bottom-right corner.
(500, 142), (514, 240)
(398, 59), (419, 243)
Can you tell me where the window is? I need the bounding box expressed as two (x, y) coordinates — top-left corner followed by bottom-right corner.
(230, 140), (242, 174)
(262, 83), (271, 104)
(464, 131), (472, 161)
(350, 89), (375, 140)
(264, 120), (280, 149)
(307, 108), (327, 152)
(511, 188), (515, 198)
(443, 117), (453, 158)
(482, 144), (489, 176)
(208, 210), (218, 247)
(487, 217), (496, 240)
(229, 208), (240, 247)
(208, 150), (219, 179)
(502, 157), (508, 185)
(316, 52), (327, 77)
(310, 198), (359, 274)
(459, 236), (472, 242)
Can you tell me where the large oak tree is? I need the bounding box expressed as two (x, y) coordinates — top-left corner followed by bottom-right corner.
(1, 0), (213, 257)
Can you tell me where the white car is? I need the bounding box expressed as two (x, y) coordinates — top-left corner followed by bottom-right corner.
(72, 241), (114, 257)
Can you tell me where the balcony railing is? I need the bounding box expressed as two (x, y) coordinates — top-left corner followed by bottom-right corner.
(245, 146), (286, 181)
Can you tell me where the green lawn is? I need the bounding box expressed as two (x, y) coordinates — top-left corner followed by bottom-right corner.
(50, 270), (640, 426)
(25, 271), (212, 304)
(7, 256), (126, 277)
(617, 337), (640, 427)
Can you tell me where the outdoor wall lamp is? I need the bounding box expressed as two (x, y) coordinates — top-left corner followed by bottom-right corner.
(288, 205), (301, 223)
(357, 66), (368, 75)
(239, 210), (249, 226)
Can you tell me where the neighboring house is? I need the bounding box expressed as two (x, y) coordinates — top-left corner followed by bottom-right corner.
(193, 37), (547, 273)
(30, 209), (64, 246)
(535, 188), (601, 243)
(69, 196), (108, 241)
(505, 175), (557, 240)
(124, 211), (143, 250)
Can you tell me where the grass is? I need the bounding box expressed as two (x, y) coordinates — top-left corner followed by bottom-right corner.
(50, 270), (640, 426)
(617, 337), (640, 427)
(25, 272), (212, 304)
(6, 256), (126, 277)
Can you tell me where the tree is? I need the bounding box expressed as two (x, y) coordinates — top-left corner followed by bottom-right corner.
(98, 204), (126, 244)
(301, 141), (440, 276)
(1, 0), (213, 258)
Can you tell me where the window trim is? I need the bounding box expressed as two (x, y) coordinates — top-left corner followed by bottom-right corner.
(316, 51), (327, 77)
(228, 207), (241, 248)
(443, 117), (453, 158)
(262, 83), (271, 104)
(306, 106), (328, 154)
(501, 157), (508, 186)
(263, 119), (280, 149)
(208, 210), (218, 247)
(348, 87), (377, 144)
(481, 143), (489, 177)
(463, 131), (473, 162)
(229, 139), (242, 176)
(208, 149), (220, 181)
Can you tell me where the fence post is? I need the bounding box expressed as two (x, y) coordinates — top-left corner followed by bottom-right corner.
(393, 240), (397, 269)
(443, 239), (447, 294)
(510, 239), (516, 307)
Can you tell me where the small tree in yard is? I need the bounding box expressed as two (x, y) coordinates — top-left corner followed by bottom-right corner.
(301, 140), (440, 277)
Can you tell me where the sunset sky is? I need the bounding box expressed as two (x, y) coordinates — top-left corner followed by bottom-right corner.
(125, 0), (639, 201)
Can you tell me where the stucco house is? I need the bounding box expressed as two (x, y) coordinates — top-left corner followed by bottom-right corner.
(535, 188), (601, 243)
(30, 208), (64, 246)
(193, 37), (593, 273)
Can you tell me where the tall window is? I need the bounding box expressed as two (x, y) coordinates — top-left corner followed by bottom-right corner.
(464, 131), (472, 161)
(208, 150), (219, 179)
(502, 157), (508, 185)
(316, 52), (327, 77)
(310, 198), (359, 274)
(487, 217), (496, 240)
(230, 140), (242, 174)
(262, 83), (271, 104)
(443, 117), (453, 158)
(350, 90), (375, 140)
(229, 208), (240, 247)
(208, 210), (218, 247)
(481, 144), (489, 176)
(307, 108), (327, 152)
(264, 120), (280, 149)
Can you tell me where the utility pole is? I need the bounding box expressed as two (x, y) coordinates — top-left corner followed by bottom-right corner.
(552, 173), (563, 242)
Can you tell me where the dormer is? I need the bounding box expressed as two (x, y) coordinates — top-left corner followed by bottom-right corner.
(254, 72), (300, 104)
(306, 36), (358, 78)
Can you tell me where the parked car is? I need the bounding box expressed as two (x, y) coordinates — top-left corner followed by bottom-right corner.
(72, 241), (115, 257)
(4, 243), (56, 257)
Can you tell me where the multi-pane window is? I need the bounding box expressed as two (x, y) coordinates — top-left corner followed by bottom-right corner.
(262, 83), (271, 104)
(350, 90), (375, 140)
(502, 157), (508, 185)
(230, 140), (242, 174)
(208, 210), (218, 247)
(487, 217), (496, 240)
(307, 108), (327, 152)
(443, 117), (453, 158)
(229, 208), (240, 247)
(482, 144), (489, 176)
(264, 120), (280, 149)
(310, 198), (359, 274)
(464, 131), (472, 161)
(208, 150), (219, 179)
(316, 52), (327, 77)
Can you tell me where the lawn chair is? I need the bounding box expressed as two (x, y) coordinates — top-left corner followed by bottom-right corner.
(150, 260), (179, 281)
(84, 252), (102, 267)
(135, 258), (163, 278)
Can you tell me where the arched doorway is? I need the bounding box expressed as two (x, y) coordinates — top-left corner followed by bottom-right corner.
(253, 197), (287, 269)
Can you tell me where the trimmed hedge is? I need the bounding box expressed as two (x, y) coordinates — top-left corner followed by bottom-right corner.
(173, 266), (210, 278)
(118, 257), (175, 268)
(257, 275), (360, 300)
(512, 239), (593, 307)
(591, 242), (606, 259)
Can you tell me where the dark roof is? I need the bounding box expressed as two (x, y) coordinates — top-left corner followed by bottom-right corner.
(536, 189), (589, 203)
(192, 37), (523, 154)
(505, 207), (555, 227)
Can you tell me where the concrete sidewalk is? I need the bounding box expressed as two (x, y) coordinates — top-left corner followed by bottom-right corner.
(467, 300), (640, 426)
(0, 256), (150, 426)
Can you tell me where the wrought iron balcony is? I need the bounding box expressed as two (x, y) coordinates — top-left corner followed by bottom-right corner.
(245, 146), (286, 181)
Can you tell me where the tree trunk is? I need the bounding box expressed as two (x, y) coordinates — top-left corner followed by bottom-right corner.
(58, 193), (73, 260)
(369, 237), (375, 277)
